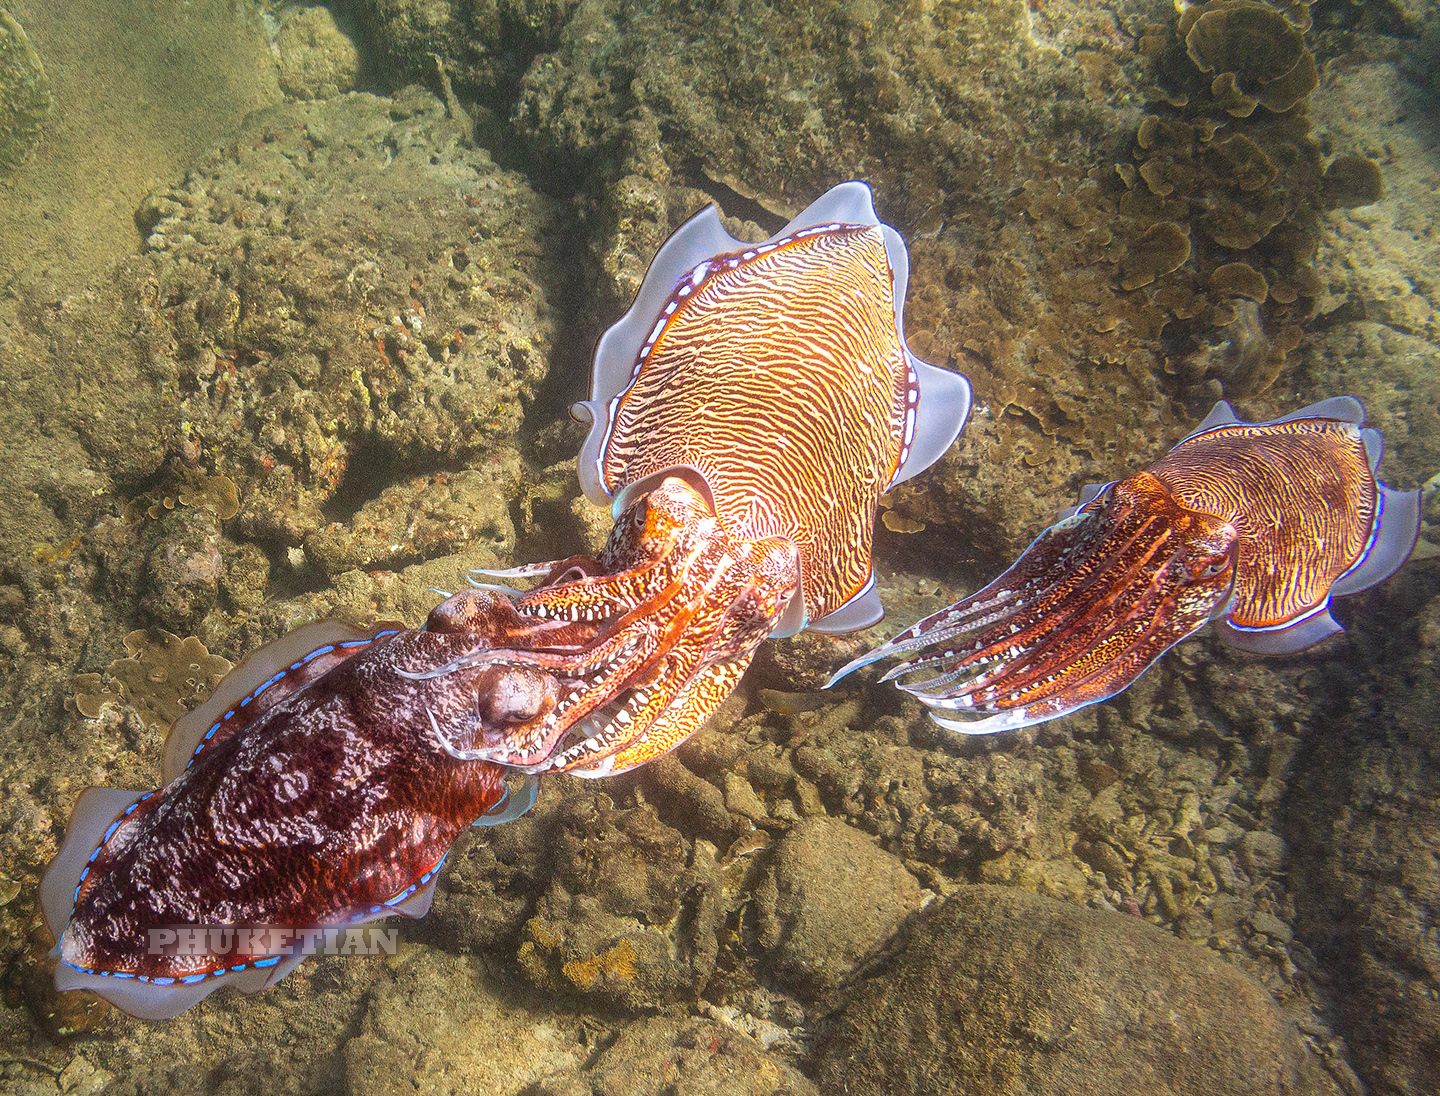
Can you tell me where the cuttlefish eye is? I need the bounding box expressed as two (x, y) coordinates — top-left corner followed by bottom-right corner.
(474, 665), (559, 726)
(1183, 523), (1239, 583)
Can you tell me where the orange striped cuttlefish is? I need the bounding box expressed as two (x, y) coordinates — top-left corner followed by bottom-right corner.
(420, 180), (974, 775)
(830, 398), (1421, 733)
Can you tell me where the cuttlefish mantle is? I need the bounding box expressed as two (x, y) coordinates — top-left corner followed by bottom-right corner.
(571, 181), (973, 639)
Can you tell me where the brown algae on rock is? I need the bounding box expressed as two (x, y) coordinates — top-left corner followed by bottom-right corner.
(124, 472), (239, 524)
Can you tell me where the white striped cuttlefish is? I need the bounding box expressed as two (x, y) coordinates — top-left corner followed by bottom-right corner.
(423, 181), (973, 777)
(830, 398), (1421, 733)
(40, 592), (556, 1019)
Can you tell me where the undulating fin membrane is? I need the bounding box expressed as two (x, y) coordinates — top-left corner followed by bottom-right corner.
(162, 618), (398, 782)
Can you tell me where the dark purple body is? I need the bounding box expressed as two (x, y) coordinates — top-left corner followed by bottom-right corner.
(41, 596), (534, 1018)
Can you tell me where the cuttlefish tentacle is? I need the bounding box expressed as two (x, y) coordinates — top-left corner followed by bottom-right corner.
(832, 398), (1419, 733)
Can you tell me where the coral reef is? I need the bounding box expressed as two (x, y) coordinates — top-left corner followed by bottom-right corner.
(71, 630), (231, 732)
(1101, 0), (1385, 404)
(124, 472), (239, 524)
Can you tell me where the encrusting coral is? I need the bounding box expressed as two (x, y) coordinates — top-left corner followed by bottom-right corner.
(72, 630), (231, 732)
(1105, 0), (1381, 398)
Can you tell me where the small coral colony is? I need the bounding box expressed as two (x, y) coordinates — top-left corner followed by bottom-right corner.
(41, 183), (1419, 1018)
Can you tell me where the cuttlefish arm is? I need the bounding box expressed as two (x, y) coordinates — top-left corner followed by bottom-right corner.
(830, 398), (1420, 733)
(412, 477), (799, 776)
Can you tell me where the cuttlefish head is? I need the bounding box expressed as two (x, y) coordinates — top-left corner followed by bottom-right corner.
(828, 472), (1240, 732)
(414, 477), (799, 776)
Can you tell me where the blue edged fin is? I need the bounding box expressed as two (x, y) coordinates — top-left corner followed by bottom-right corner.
(1331, 482), (1421, 598)
(40, 786), (149, 943)
(802, 575), (883, 636)
(52, 949), (308, 1022)
(1213, 606), (1343, 656)
(877, 214), (972, 487)
(1181, 396), (1365, 444)
(472, 773), (540, 827)
(162, 619), (399, 783)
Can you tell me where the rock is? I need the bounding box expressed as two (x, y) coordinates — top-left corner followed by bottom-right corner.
(54, 89), (562, 546)
(343, 946), (584, 1096)
(643, 754), (739, 843)
(532, 1015), (819, 1096)
(1287, 582), (1440, 1096)
(138, 505), (224, 634)
(813, 885), (1337, 1096)
(512, 793), (720, 1009)
(756, 817), (924, 1003)
(276, 6), (361, 100)
(0, 9), (50, 169)
(305, 464), (520, 577)
(1248, 910), (1292, 945)
(1238, 830), (1288, 877)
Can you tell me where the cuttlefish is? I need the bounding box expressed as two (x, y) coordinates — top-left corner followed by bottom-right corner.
(424, 181), (973, 775)
(831, 398), (1420, 733)
(41, 593), (548, 1018)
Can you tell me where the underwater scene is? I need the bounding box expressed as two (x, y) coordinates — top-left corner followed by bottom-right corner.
(1, 0), (1438, 1093)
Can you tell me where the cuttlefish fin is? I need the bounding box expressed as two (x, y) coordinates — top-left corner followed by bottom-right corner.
(472, 773), (540, 826)
(877, 214), (971, 487)
(1331, 482), (1421, 597)
(574, 206), (738, 507)
(1182, 396), (1365, 444)
(805, 575), (884, 635)
(162, 618), (389, 784)
(1212, 606), (1343, 655)
(890, 349), (973, 487)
